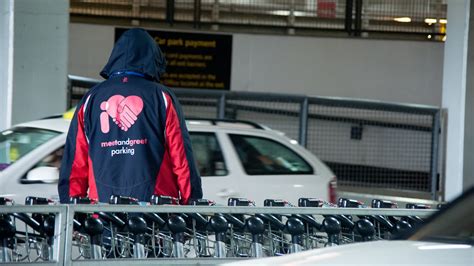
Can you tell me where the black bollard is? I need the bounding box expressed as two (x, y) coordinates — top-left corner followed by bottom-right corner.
(0, 216), (15, 262)
(128, 216), (148, 259)
(355, 219), (375, 241)
(286, 217), (305, 253)
(209, 215), (228, 258)
(246, 216), (265, 258)
(42, 215), (56, 260)
(84, 216), (104, 259)
(395, 220), (412, 236)
(168, 215), (187, 258)
(323, 216), (341, 247)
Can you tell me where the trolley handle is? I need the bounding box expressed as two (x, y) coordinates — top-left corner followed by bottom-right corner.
(256, 213), (285, 231)
(292, 214), (322, 231)
(97, 212), (126, 228)
(12, 212), (42, 232)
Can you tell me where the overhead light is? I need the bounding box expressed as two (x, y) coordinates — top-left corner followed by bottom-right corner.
(442, 35), (446, 42)
(394, 17), (411, 23)
(269, 10), (308, 17)
(271, 10), (290, 16)
(439, 19), (447, 24)
(427, 34), (432, 39)
(424, 18), (437, 25)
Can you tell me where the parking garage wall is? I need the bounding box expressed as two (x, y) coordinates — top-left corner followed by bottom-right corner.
(69, 23), (444, 106)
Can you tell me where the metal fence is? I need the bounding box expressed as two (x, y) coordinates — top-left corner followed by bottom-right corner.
(0, 205), (68, 265)
(67, 75), (442, 200)
(0, 203), (436, 265)
(70, 0), (447, 40)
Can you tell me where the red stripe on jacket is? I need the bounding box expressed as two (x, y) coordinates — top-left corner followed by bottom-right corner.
(158, 93), (192, 204)
(69, 104), (89, 198)
(87, 157), (98, 201)
(154, 150), (179, 199)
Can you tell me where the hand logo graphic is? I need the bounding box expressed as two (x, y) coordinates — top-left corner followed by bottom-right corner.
(100, 95), (144, 133)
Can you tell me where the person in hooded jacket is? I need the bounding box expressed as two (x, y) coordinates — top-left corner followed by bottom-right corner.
(58, 28), (203, 204)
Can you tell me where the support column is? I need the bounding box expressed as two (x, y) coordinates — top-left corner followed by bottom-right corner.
(0, 0), (69, 130)
(0, 0), (14, 131)
(464, 0), (474, 192)
(442, 0), (474, 200)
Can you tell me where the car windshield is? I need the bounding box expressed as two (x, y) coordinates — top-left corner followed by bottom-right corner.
(408, 187), (474, 245)
(0, 127), (61, 171)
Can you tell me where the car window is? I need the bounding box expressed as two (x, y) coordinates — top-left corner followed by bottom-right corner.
(189, 132), (228, 176)
(229, 134), (313, 175)
(0, 127), (61, 171)
(20, 147), (64, 184)
(36, 147), (64, 169)
(408, 187), (474, 244)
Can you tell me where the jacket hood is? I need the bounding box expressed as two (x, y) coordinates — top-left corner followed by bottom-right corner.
(100, 28), (166, 81)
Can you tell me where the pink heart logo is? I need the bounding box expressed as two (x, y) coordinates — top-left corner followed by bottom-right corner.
(100, 95), (144, 133)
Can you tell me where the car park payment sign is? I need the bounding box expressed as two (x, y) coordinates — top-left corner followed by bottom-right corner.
(115, 28), (232, 90)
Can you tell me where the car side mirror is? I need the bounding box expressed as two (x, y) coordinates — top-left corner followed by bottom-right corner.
(21, 166), (59, 184)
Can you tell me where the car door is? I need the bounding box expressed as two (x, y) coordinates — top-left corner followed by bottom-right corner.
(0, 135), (65, 203)
(188, 130), (241, 205)
(221, 131), (331, 205)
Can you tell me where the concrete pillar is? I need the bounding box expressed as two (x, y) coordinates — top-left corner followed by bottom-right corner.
(0, 0), (14, 131)
(442, 0), (474, 200)
(0, 0), (69, 131)
(464, 0), (474, 192)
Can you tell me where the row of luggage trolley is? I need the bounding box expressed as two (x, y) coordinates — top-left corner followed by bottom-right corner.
(0, 195), (438, 265)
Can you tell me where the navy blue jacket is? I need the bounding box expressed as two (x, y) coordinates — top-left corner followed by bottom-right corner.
(58, 28), (202, 204)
